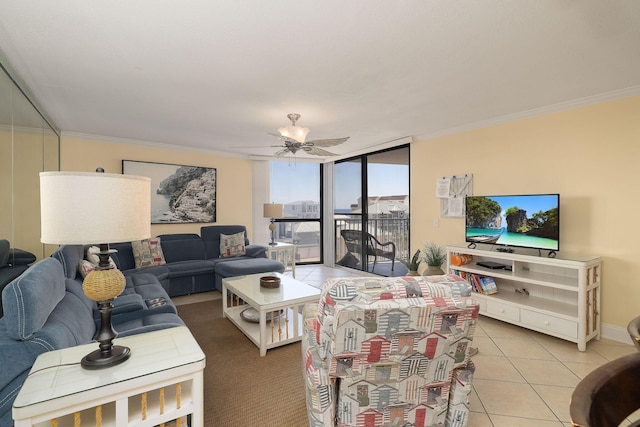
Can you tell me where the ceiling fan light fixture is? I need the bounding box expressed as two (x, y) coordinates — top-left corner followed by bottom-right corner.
(277, 113), (310, 143)
(277, 124), (310, 143)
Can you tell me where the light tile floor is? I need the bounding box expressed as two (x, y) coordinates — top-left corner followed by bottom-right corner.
(174, 265), (637, 426)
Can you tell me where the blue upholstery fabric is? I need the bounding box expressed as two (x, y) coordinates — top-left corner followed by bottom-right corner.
(214, 258), (285, 291)
(51, 244), (83, 279)
(109, 242), (137, 270)
(0, 258), (97, 427)
(0, 253), (185, 427)
(53, 227), (275, 299)
(2, 258), (67, 340)
(157, 234), (206, 262)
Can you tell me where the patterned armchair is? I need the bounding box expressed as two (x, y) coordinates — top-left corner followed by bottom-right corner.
(302, 275), (478, 427)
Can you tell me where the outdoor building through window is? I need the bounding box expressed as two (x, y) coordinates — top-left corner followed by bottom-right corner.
(269, 161), (322, 263)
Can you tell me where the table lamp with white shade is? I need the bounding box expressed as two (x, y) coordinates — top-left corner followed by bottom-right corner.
(40, 169), (151, 369)
(263, 203), (283, 246)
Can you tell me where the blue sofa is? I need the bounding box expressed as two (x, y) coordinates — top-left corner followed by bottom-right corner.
(0, 225), (284, 426)
(109, 225), (285, 295)
(0, 246), (185, 427)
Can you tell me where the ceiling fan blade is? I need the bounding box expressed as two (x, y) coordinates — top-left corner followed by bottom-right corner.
(268, 132), (298, 144)
(274, 148), (291, 157)
(305, 136), (350, 148)
(304, 146), (339, 156)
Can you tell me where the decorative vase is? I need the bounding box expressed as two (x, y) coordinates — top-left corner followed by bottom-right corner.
(424, 265), (445, 276)
(406, 270), (420, 276)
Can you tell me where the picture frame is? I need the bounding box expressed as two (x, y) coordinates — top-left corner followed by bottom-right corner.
(122, 160), (216, 224)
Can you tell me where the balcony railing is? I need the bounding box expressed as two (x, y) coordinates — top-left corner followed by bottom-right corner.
(334, 216), (410, 266)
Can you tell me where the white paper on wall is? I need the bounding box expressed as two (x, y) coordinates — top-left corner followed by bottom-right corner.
(439, 174), (473, 218)
(436, 177), (451, 198)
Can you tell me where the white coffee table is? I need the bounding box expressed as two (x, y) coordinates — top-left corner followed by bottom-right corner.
(222, 272), (320, 356)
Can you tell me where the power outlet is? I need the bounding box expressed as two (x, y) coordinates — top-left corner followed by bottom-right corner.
(433, 219), (439, 228)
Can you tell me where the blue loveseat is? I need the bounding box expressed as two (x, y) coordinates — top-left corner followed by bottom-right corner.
(0, 246), (185, 427)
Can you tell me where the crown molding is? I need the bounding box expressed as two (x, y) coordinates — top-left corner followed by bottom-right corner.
(415, 86), (640, 141)
(61, 131), (250, 159)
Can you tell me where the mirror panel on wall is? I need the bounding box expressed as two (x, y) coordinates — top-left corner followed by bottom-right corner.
(0, 61), (60, 264)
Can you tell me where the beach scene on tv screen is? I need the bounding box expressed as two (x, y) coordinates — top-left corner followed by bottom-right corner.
(466, 195), (559, 250)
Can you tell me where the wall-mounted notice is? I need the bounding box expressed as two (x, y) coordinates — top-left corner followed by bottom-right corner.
(437, 174), (473, 218)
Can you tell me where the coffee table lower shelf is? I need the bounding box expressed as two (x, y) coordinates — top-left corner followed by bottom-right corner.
(224, 305), (305, 355)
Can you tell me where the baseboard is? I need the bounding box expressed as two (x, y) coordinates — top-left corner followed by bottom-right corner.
(600, 322), (631, 344)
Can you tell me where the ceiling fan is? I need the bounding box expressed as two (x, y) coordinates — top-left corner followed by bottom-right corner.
(267, 113), (349, 157)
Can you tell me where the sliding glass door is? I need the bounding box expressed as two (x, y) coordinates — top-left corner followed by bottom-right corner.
(334, 145), (409, 276)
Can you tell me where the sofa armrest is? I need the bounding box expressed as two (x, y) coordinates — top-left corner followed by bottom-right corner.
(112, 294), (146, 314)
(245, 244), (266, 258)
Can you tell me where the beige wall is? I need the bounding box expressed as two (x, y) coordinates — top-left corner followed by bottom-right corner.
(410, 95), (640, 329)
(61, 136), (255, 239)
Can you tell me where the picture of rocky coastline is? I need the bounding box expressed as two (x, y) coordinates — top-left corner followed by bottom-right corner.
(123, 161), (216, 224)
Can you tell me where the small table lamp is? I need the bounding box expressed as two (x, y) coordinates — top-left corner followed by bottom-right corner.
(40, 170), (151, 369)
(263, 203), (283, 246)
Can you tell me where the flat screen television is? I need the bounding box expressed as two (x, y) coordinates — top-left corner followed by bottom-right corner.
(465, 194), (560, 252)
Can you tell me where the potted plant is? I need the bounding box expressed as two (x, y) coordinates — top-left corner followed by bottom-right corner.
(422, 242), (447, 276)
(401, 249), (422, 276)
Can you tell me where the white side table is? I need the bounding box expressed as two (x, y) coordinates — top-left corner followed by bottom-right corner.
(265, 242), (296, 277)
(13, 326), (205, 427)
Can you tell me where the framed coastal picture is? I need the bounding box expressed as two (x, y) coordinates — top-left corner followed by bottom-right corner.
(122, 160), (216, 224)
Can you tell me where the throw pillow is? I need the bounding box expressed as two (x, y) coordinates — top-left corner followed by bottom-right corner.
(131, 238), (166, 268)
(78, 259), (96, 278)
(220, 231), (246, 258)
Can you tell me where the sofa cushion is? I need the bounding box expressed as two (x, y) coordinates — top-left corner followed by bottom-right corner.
(2, 258), (66, 340)
(51, 244), (84, 279)
(215, 258), (284, 277)
(157, 234), (206, 263)
(220, 231), (246, 258)
(78, 259), (96, 278)
(165, 260), (216, 277)
(109, 242), (136, 270)
(132, 238), (166, 268)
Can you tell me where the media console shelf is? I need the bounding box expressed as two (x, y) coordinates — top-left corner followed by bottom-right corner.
(447, 246), (601, 351)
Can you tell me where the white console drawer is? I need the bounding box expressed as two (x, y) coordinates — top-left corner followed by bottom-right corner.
(486, 300), (519, 322)
(521, 309), (577, 339)
(471, 296), (487, 313)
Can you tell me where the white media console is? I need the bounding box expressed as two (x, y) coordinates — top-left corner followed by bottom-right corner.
(447, 246), (601, 351)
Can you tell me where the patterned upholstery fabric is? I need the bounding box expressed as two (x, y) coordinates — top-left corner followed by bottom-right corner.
(131, 238), (166, 268)
(302, 275), (478, 427)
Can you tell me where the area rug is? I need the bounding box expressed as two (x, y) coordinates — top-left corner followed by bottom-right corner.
(177, 299), (308, 426)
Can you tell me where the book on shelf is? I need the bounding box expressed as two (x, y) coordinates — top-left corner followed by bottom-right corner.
(477, 276), (498, 295)
(451, 269), (498, 295)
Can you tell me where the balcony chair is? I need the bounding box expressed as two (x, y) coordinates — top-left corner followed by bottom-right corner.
(340, 229), (396, 272)
(302, 275), (478, 427)
(569, 352), (640, 427)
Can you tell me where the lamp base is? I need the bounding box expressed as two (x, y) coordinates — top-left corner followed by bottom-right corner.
(81, 345), (131, 370)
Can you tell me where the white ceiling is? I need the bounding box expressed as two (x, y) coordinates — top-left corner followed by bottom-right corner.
(1, 1), (640, 159)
